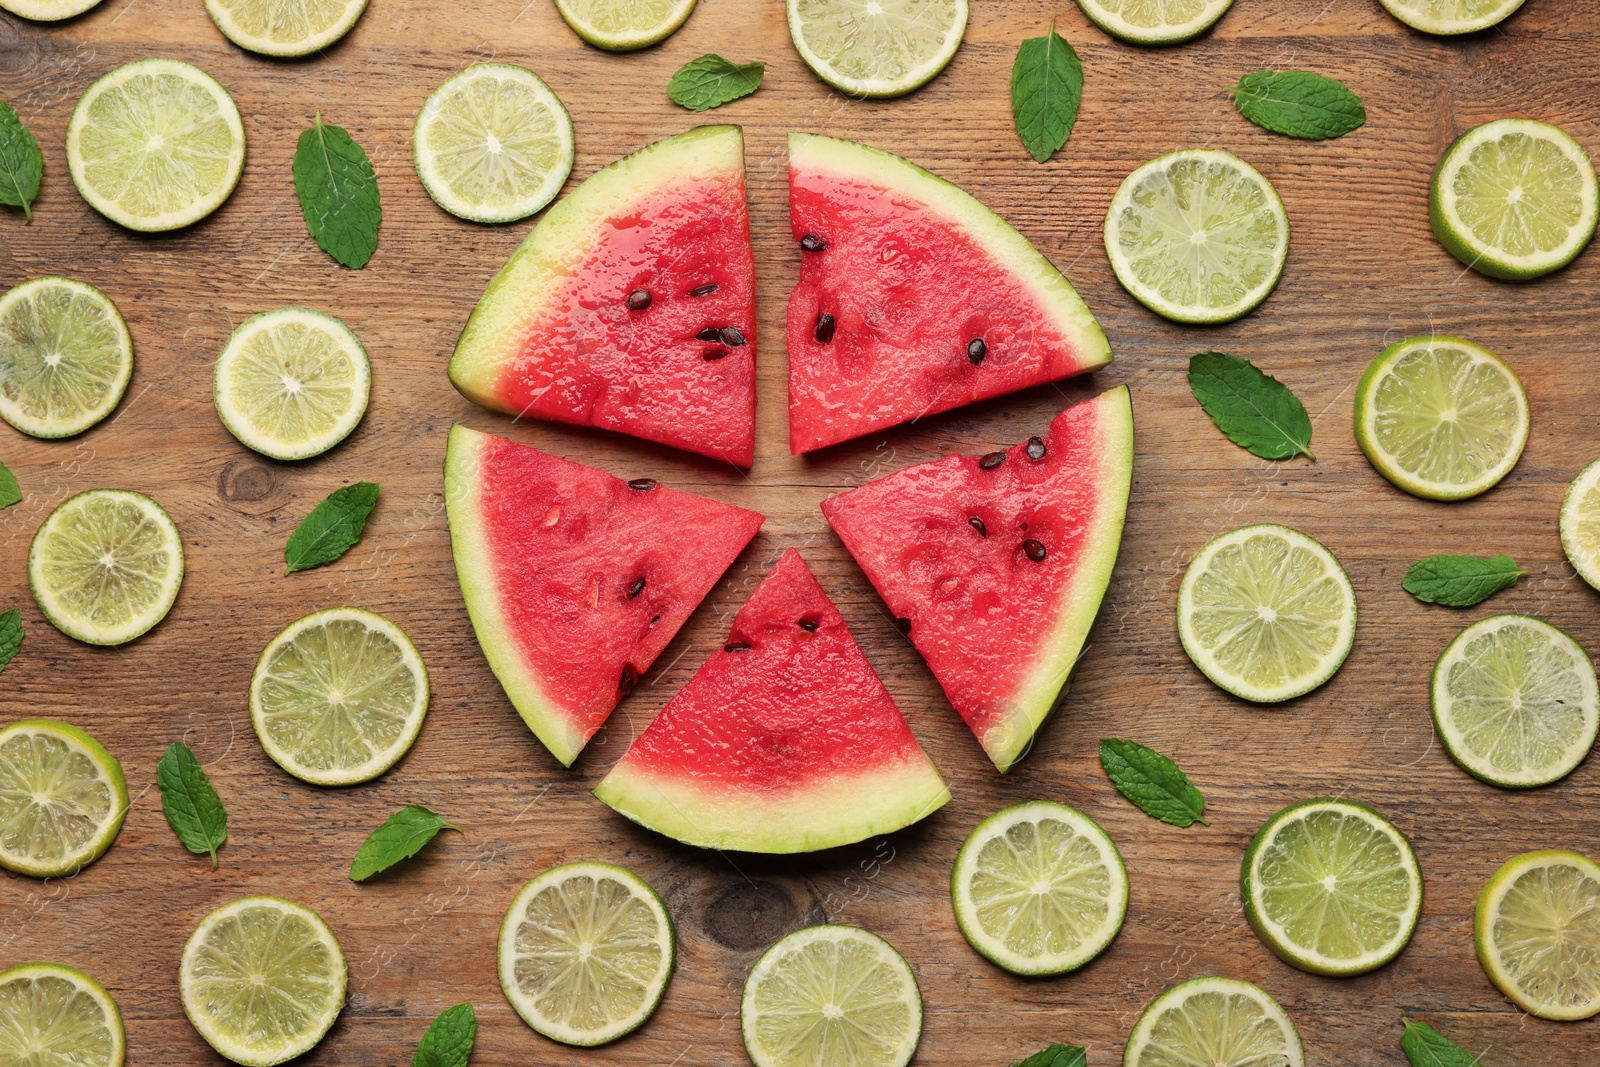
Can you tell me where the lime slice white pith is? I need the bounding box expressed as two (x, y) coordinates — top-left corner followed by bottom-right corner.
(1431, 614), (1599, 789)
(1560, 456), (1600, 592)
(66, 59), (246, 233)
(180, 896), (347, 1066)
(204, 0), (367, 55)
(1104, 149), (1289, 324)
(787, 0), (968, 99)
(1242, 798), (1423, 976)
(950, 800), (1128, 976)
(0, 0), (104, 19)
(29, 489), (185, 646)
(498, 861), (675, 1047)
(1476, 849), (1600, 1021)
(1379, 0), (1526, 35)
(1074, 0), (1233, 44)
(0, 276), (133, 439)
(213, 307), (371, 461)
(742, 925), (921, 1067)
(0, 962), (124, 1067)
(553, 0), (696, 49)
(1430, 118), (1597, 280)
(0, 719), (128, 879)
(1177, 523), (1356, 703)
(414, 64), (575, 224)
(1124, 977), (1304, 1067)
(1353, 335), (1528, 501)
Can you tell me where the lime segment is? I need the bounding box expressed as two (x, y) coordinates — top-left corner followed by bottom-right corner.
(0, 719), (128, 878)
(1124, 977), (1304, 1067)
(1075, 0), (1233, 44)
(204, 0), (368, 56)
(0, 276), (133, 439)
(787, 0), (968, 99)
(0, 0), (105, 19)
(553, 0), (695, 49)
(498, 862), (675, 1047)
(1476, 850), (1600, 1021)
(1380, 0), (1526, 35)
(1560, 456), (1600, 591)
(0, 963), (124, 1067)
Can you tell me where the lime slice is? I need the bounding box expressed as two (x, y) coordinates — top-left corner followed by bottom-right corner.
(742, 925), (921, 1067)
(950, 800), (1128, 976)
(1125, 977), (1304, 1067)
(1476, 849), (1600, 1021)
(250, 607), (429, 786)
(1560, 456), (1600, 591)
(0, 276), (133, 439)
(213, 307), (371, 461)
(204, 0), (368, 56)
(1177, 524), (1356, 703)
(553, 0), (695, 49)
(1431, 614), (1598, 789)
(1241, 798), (1423, 976)
(1379, 0), (1525, 34)
(0, 962), (124, 1067)
(30, 489), (184, 646)
(1104, 149), (1289, 324)
(1430, 118), (1597, 280)
(1353, 335), (1528, 501)
(498, 861), (675, 1047)
(0, 719), (128, 879)
(1074, 0), (1233, 44)
(66, 59), (246, 233)
(414, 64), (575, 224)
(180, 896), (347, 1066)
(0, 0), (104, 18)
(787, 0), (968, 99)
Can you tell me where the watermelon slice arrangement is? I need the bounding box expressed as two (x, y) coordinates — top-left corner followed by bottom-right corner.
(447, 126), (1134, 852)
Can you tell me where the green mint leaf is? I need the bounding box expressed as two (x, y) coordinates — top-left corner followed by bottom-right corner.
(156, 742), (228, 867)
(294, 114), (381, 269)
(1403, 555), (1523, 608)
(284, 482), (379, 574)
(0, 610), (23, 677)
(413, 1003), (476, 1067)
(0, 461), (20, 508)
(1400, 1018), (1485, 1067)
(0, 100), (42, 222)
(667, 54), (764, 112)
(351, 804), (459, 881)
(1014, 1043), (1088, 1067)
(1231, 70), (1366, 141)
(1188, 351), (1315, 460)
(1011, 22), (1083, 163)
(1100, 738), (1208, 827)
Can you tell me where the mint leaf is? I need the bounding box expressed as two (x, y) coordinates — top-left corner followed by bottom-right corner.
(414, 1003), (475, 1067)
(1011, 22), (1083, 163)
(1400, 1018), (1485, 1067)
(0, 610), (22, 676)
(294, 114), (381, 269)
(157, 742), (228, 867)
(667, 55), (764, 112)
(1403, 555), (1523, 608)
(0, 461), (19, 508)
(284, 482), (379, 574)
(0, 100), (42, 222)
(351, 805), (459, 881)
(1014, 1043), (1088, 1067)
(1231, 70), (1365, 141)
(1100, 738), (1207, 827)
(1188, 351), (1315, 460)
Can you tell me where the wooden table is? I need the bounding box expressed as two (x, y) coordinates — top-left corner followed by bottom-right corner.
(3, 0), (1598, 1062)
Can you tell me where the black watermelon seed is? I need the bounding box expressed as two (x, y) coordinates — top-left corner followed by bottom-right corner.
(628, 576), (646, 599)
(800, 234), (827, 252)
(797, 619), (819, 631)
(618, 664), (639, 693)
(1023, 539), (1048, 562)
(626, 289), (652, 311)
(979, 451), (1006, 470)
(650, 615), (660, 627)
(814, 312), (835, 343)
(703, 348), (729, 361)
(690, 283), (719, 297)
(968, 516), (987, 537)
(895, 617), (912, 634)
(697, 326), (722, 342)
(627, 478), (657, 491)
(1026, 436), (1047, 462)
(719, 326), (747, 347)
(967, 338), (987, 364)
(724, 642), (752, 653)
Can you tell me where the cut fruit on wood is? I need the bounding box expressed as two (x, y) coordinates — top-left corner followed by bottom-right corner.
(1379, 0), (1525, 35)
(1125, 977), (1304, 1067)
(0, 276), (133, 439)
(1476, 849), (1600, 1020)
(445, 425), (763, 767)
(1075, 0), (1233, 44)
(787, 0), (967, 98)
(0, 963), (124, 1067)
(595, 549), (949, 853)
(0, 719), (128, 878)
(554, 0), (695, 50)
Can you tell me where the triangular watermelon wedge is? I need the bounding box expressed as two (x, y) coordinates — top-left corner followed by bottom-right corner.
(822, 387), (1134, 772)
(594, 549), (950, 853)
(449, 125), (758, 467)
(445, 424), (763, 766)
(786, 133), (1113, 454)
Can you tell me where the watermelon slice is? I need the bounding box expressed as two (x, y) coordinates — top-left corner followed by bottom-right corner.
(444, 424), (763, 766)
(786, 132), (1113, 454)
(449, 125), (758, 467)
(821, 387), (1134, 772)
(594, 549), (950, 853)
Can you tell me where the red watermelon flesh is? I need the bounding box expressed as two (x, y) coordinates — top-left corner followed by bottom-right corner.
(450, 126), (757, 467)
(821, 387), (1133, 772)
(594, 548), (950, 853)
(445, 424), (763, 767)
(786, 133), (1112, 454)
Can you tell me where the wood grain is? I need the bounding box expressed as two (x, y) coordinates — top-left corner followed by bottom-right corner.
(3, 0), (1600, 1063)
